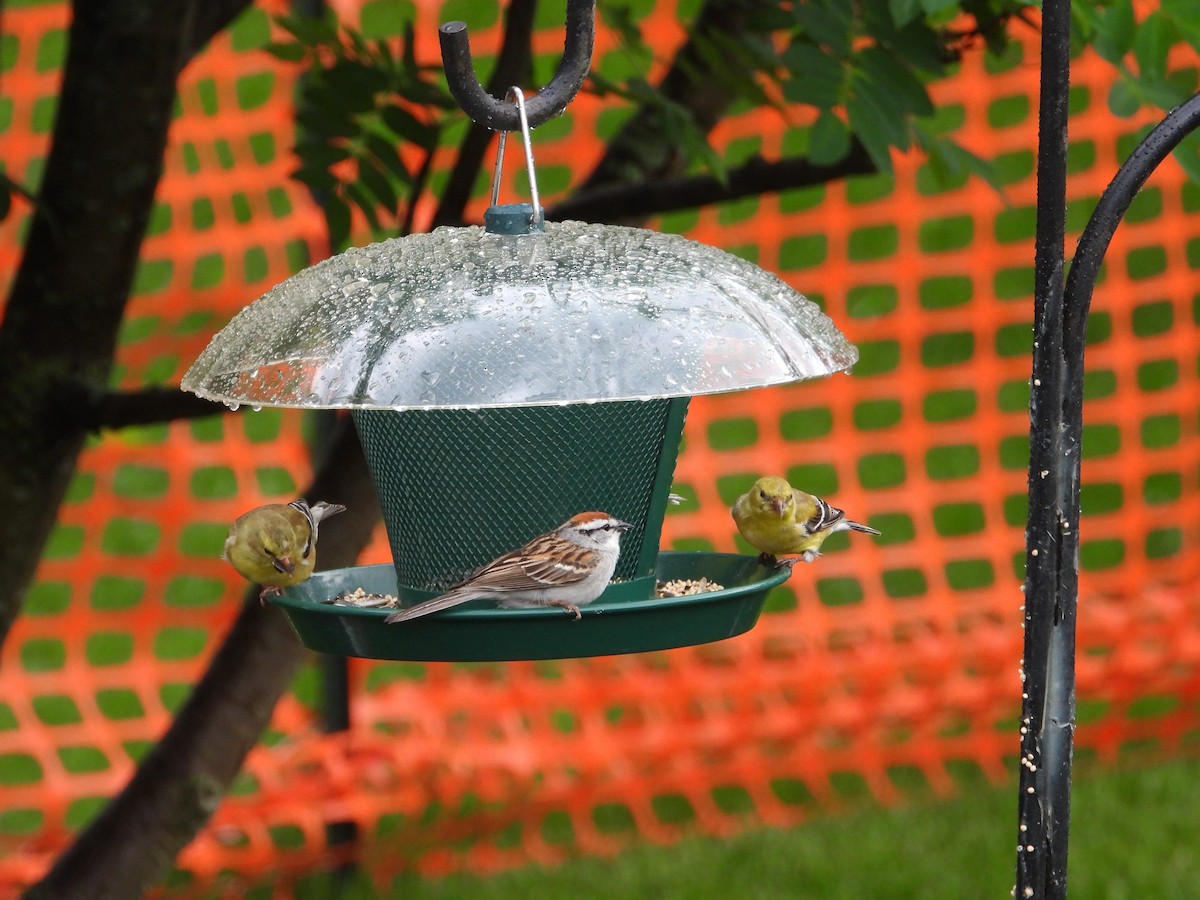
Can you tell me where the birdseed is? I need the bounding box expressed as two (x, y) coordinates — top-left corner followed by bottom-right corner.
(325, 588), (400, 608)
(656, 577), (724, 597)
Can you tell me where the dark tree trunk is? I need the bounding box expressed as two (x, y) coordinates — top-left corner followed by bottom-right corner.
(26, 418), (379, 900)
(0, 0), (251, 646)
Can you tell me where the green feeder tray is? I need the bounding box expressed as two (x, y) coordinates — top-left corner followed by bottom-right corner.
(269, 552), (791, 662)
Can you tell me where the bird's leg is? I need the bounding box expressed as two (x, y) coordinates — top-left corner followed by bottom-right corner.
(548, 600), (583, 620)
(259, 585), (282, 606)
(759, 552), (804, 572)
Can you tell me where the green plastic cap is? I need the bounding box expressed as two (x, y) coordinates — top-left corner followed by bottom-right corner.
(484, 203), (544, 235)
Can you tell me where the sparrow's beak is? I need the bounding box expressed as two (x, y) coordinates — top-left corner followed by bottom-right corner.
(273, 556), (295, 576)
(615, 521), (633, 532)
(769, 498), (786, 517)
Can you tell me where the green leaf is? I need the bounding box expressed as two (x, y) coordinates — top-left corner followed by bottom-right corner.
(792, 1), (853, 58)
(687, 32), (776, 111)
(381, 104), (438, 149)
(1091, 0), (1135, 63)
(845, 94), (894, 173)
(1107, 78), (1140, 118)
(1167, 67), (1199, 97)
(262, 41), (307, 63)
(859, 1), (944, 73)
(296, 105), (360, 139)
(292, 163), (339, 193)
(889, 0), (922, 28)
(323, 60), (388, 112)
(1139, 76), (1192, 109)
(357, 156), (399, 212)
(809, 111), (851, 166)
(322, 195), (351, 251)
(345, 27), (371, 60)
(920, 0), (960, 14)
(1133, 13), (1175, 81)
(745, 6), (793, 31)
(366, 132), (413, 187)
(848, 59), (912, 151)
(917, 127), (1005, 195)
(343, 181), (382, 232)
(1171, 131), (1200, 184)
(1071, 4), (1099, 44)
(274, 11), (339, 47)
(1162, 0), (1200, 54)
(403, 77), (455, 109)
(857, 47), (934, 118)
(780, 42), (845, 109)
(293, 139), (352, 169)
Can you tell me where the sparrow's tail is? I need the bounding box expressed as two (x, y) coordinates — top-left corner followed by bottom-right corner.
(844, 519), (881, 536)
(384, 588), (477, 624)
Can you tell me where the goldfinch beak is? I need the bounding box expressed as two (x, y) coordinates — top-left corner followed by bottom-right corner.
(273, 556), (294, 576)
(769, 498), (786, 517)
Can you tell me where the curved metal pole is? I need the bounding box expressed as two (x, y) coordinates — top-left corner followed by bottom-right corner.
(1017, 5), (1200, 891)
(439, 0), (596, 131)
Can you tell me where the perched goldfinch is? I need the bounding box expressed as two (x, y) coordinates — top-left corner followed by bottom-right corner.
(224, 499), (346, 602)
(731, 476), (879, 565)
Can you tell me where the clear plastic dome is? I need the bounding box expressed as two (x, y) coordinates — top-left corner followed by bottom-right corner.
(182, 220), (858, 410)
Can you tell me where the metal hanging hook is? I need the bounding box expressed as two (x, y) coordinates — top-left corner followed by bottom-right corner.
(490, 87), (543, 225)
(439, 0), (596, 132)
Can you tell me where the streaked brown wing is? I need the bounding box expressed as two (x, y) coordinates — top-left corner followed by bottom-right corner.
(468, 547), (598, 592)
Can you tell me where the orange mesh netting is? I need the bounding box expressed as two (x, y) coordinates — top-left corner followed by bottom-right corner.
(2, 1), (1200, 893)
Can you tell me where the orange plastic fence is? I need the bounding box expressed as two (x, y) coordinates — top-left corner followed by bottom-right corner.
(2, 1), (1200, 894)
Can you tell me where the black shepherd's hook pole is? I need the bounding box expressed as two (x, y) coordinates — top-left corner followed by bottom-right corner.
(438, 0), (596, 131)
(1017, 0), (1200, 895)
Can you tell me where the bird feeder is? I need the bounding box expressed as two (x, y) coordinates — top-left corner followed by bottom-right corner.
(181, 3), (859, 661)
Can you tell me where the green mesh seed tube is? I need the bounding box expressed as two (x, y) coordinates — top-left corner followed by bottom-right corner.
(353, 398), (688, 600)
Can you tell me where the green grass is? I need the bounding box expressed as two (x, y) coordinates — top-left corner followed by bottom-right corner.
(256, 757), (1200, 898)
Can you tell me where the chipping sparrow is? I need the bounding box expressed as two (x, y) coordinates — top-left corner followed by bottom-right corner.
(732, 476), (879, 565)
(384, 511), (632, 623)
(224, 499), (347, 603)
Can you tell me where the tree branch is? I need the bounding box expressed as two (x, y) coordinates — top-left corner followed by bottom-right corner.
(577, 0), (751, 201)
(77, 385), (226, 432)
(25, 417), (381, 900)
(548, 144), (876, 223)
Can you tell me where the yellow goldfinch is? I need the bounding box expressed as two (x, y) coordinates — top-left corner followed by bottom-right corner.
(224, 499), (346, 602)
(731, 476), (879, 565)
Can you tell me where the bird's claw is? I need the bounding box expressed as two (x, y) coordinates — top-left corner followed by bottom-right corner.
(759, 552), (808, 572)
(550, 600), (583, 620)
(258, 585), (282, 607)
